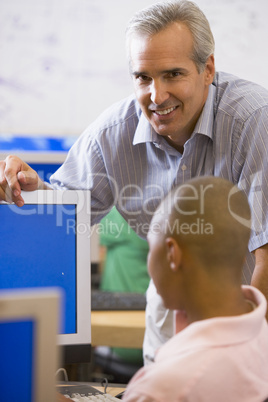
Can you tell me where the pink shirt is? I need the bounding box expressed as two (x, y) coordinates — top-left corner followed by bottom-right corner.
(123, 286), (268, 402)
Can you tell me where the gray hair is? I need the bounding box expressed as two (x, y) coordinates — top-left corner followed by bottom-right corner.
(126, 0), (215, 73)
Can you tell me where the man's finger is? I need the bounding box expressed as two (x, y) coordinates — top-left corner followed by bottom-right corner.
(4, 155), (24, 197)
(17, 170), (39, 191)
(0, 160), (7, 183)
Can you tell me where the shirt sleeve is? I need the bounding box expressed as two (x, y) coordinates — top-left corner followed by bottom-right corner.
(122, 367), (159, 402)
(233, 105), (268, 252)
(50, 127), (114, 225)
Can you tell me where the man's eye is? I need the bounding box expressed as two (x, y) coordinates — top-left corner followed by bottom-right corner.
(168, 71), (181, 78)
(136, 75), (151, 82)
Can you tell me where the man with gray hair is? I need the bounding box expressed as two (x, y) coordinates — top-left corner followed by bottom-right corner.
(1, 1), (268, 367)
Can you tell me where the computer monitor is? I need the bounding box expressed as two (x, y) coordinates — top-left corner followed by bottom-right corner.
(0, 189), (91, 364)
(0, 287), (61, 402)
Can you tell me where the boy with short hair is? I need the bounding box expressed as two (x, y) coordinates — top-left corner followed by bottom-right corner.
(123, 177), (268, 401)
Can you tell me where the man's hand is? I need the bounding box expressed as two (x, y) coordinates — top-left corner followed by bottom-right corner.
(0, 155), (45, 206)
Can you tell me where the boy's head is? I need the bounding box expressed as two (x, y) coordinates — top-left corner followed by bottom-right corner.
(147, 176), (251, 311)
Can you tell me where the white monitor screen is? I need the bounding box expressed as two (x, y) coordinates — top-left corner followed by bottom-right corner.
(0, 190), (91, 363)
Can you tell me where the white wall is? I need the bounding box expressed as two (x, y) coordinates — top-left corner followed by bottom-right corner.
(1, 0), (267, 138)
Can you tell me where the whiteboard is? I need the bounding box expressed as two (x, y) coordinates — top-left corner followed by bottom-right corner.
(1, 0), (268, 137)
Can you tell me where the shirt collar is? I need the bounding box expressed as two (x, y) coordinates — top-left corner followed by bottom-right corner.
(133, 112), (180, 156)
(155, 286), (267, 362)
(133, 83), (216, 148)
(192, 83), (216, 140)
(133, 112), (159, 145)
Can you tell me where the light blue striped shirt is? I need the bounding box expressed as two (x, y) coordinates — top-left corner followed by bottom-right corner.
(51, 71), (268, 284)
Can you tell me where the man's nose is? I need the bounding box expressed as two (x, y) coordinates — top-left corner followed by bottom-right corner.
(150, 79), (169, 105)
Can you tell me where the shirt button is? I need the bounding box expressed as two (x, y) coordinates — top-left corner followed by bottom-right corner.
(181, 164), (187, 171)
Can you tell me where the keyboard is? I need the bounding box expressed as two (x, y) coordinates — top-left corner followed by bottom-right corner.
(63, 393), (120, 401)
(91, 290), (146, 311)
(58, 384), (121, 401)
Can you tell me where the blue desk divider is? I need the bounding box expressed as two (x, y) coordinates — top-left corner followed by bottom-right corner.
(0, 135), (76, 180)
(0, 136), (76, 152)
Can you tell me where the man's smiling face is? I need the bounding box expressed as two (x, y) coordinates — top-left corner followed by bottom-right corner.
(129, 22), (215, 152)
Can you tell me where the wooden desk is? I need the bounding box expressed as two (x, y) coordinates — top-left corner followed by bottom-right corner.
(91, 310), (146, 348)
(94, 384), (125, 397)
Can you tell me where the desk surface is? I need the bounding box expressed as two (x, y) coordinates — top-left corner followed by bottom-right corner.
(91, 310), (145, 349)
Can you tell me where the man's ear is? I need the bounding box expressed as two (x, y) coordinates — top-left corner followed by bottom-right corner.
(165, 237), (182, 272)
(204, 54), (215, 85)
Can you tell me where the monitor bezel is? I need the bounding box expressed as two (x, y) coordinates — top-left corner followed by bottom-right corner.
(0, 287), (61, 402)
(2, 189), (91, 354)
(19, 189), (92, 348)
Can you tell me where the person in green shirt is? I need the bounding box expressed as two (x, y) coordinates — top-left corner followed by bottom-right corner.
(98, 206), (150, 366)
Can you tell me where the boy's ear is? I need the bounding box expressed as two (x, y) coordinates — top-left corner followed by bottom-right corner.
(165, 237), (182, 272)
